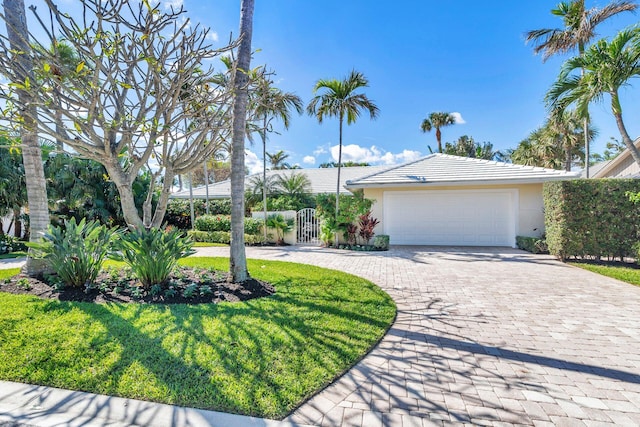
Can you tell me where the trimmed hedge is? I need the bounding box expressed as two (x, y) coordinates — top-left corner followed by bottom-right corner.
(543, 179), (640, 261)
(187, 230), (266, 245)
(194, 215), (263, 235)
(164, 199), (238, 229)
(516, 236), (548, 254)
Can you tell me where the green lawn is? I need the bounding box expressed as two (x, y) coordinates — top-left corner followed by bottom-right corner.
(0, 251), (27, 259)
(570, 262), (640, 287)
(0, 257), (395, 419)
(192, 242), (228, 247)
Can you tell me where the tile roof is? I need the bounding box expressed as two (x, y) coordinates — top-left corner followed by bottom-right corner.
(346, 154), (580, 188)
(171, 165), (389, 199)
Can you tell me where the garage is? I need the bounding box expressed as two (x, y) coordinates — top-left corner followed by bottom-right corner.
(345, 154), (580, 247)
(383, 189), (517, 246)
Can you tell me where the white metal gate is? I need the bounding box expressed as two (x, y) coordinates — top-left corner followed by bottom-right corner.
(296, 208), (319, 245)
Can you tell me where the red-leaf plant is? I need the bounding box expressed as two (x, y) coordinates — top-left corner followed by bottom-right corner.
(358, 211), (380, 244)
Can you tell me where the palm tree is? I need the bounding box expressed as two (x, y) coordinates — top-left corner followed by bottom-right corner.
(525, 0), (637, 176)
(547, 108), (595, 171)
(307, 70), (379, 246)
(420, 112), (456, 153)
(546, 27), (640, 166)
(443, 135), (504, 161)
(3, 0), (51, 276)
(274, 172), (312, 198)
(229, 0), (254, 283)
(252, 77), (302, 240)
(266, 150), (293, 170)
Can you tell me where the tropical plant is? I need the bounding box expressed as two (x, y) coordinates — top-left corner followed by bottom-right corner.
(345, 223), (358, 246)
(307, 70), (379, 247)
(194, 214), (263, 235)
(319, 161), (370, 168)
(111, 228), (195, 289)
(2, 0), (51, 276)
(228, 0), (255, 282)
(0, 135), (26, 237)
(27, 218), (118, 288)
(0, 0), (236, 231)
(443, 135), (504, 161)
(358, 211), (380, 244)
(525, 0), (638, 176)
(251, 75), (303, 240)
(315, 190), (373, 242)
(266, 214), (294, 245)
(266, 150), (294, 170)
(420, 112), (457, 153)
(546, 27), (640, 167)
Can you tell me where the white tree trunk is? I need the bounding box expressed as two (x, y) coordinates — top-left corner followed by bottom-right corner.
(4, 0), (50, 276)
(229, 0), (254, 282)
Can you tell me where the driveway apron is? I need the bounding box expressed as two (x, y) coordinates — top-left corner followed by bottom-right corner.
(196, 245), (640, 427)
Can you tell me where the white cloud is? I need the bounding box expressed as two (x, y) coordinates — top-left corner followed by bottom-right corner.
(206, 32), (219, 42)
(328, 144), (423, 165)
(164, 0), (184, 9)
(245, 149), (263, 174)
(451, 112), (466, 124)
(313, 146), (327, 156)
(303, 155), (316, 165)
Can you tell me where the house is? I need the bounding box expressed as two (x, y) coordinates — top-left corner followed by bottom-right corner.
(170, 165), (389, 199)
(590, 137), (640, 178)
(345, 154), (579, 247)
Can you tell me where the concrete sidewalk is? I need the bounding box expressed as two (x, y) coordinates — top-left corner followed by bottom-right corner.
(0, 381), (311, 427)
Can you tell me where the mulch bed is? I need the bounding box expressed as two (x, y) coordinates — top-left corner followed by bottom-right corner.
(0, 266), (275, 305)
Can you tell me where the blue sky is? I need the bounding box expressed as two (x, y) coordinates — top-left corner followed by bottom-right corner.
(50, 1), (640, 171)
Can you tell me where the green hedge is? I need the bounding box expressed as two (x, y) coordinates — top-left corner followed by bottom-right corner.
(193, 215), (263, 235)
(164, 199), (240, 229)
(187, 230), (266, 245)
(516, 236), (548, 254)
(543, 179), (640, 261)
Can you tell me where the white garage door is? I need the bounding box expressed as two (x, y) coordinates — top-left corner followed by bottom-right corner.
(383, 190), (517, 246)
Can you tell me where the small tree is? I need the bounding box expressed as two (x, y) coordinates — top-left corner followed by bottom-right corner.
(0, 0), (236, 230)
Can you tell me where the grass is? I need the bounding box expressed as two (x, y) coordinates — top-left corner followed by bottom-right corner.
(0, 257), (395, 419)
(570, 262), (640, 287)
(192, 242), (228, 247)
(0, 251), (27, 259)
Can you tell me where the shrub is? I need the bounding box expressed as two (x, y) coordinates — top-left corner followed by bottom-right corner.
(316, 190), (374, 240)
(266, 214), (294, 245)
(194, 215), (263, 235)
(164, 199), (244, 229)
(0, 234), (27, 254)
(372, 235), (390, 251)
(544, 179), (640, 261)
(516, 236), (548, 254)
(187, 230), (266, 245)
(358, 211), (380, 244)
(28, 218), (118, 288)
(345, 223), (358, 246)
(111, 228), (195, 289)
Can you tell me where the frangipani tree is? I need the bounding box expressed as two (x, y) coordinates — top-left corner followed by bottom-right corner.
(0, 0), (236, 230)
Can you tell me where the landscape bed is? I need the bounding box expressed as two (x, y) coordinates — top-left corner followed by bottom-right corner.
(0, 257), (396, 419)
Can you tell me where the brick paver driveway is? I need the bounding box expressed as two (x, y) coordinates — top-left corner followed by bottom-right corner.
(198, 245), (640, 426)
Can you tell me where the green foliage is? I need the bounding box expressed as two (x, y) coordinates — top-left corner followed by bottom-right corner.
(27, 218), (118, 288)
(443, 135), (504, 161)
(111, 228), (195, 289)
(358, 211), (380, 244)
(0, 258), (395, 418)
(194, 215), (263, 235)
(164, 199), (232, 229)
(266, 214), (294, 244)
(516, 236), (548, 254)
(543, 180), (640, 260)
(372, 235), (390, 251)
(187, 230), (266, 245)
(0, 235), (27, 255)
(315, 190), (373, 236)
(252, 194), (315, 212)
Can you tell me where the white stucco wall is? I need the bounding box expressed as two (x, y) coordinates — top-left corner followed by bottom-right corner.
(362, 183), (546, 242)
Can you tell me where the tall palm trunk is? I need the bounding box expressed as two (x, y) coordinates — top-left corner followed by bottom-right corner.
(611, 92), (640, 165)
(4, 0), (50, 275)
(579, 43), (590, 178)
(229, 0), (254, 282)
(436, 128), (442, 153)
(335, 112), (344, 248)
(261, 116), (268, 242)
